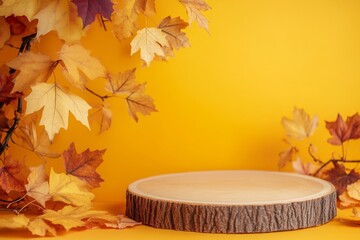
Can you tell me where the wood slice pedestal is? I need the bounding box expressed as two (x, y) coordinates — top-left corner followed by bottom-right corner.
(126, 171), (337, 233)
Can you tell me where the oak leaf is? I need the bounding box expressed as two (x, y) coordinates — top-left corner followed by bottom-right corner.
(325, 113), (360, 145)
(105, 69), (137, 94)
(179, 0), (211, 31)
(24, 83), (91, 141)
(0, 17), (10, 49)
(25, 165), (51, 207)
(28, 218), (56, 237)
(71, 0), (114, 28)
(0, 0), (41, 20)
(90, 105), (112, 133)
(0, 157), (29, 193)
(63, 143), (105, 188)
(33, 0), (83, 42)
(281, 107), (318, 140)
(59, 43), (106, 89)
(40, 205), (114, 231)
(6, 52), (56, 93)
(48, 168), (94, 206)
(130, 27), (169, 66)
(324, 162), (360, 196)
(0, 214), (29, 229)
(159, 16), (190, 51)
(126, 83), (157, 121)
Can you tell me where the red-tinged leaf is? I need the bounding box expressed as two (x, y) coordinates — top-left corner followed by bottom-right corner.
(0, 17), (10, 49)
(324, 162), (360, 196)
(5, 15), (38, 36)
(0, 74), (21, 104)
(63, 143), (105, 188)
(326, 113), (360, 145)
(0, 157), (29, 193)
(71, 0), (114, 28)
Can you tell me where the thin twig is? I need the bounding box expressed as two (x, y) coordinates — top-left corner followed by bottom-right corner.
(85, 86), (112, 101)
(313, 159), (360, 177)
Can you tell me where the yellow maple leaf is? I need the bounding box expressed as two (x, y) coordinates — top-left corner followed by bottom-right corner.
(25, 165), (51, 208)
(126, 83), (157, 121)
(0, 0), (42, 20)
(28, 218), (56, 237)
(48, 168), (94, 206)
(33, 0), (83, 42)
(6, 52), (56, 93)
(24, 83), (91, 141)
(130, 27), (169, 66)
(104, 69), (137, 94)
(40, 205), (116, 231)
(59, 44), (106, 89)
(159, 16), (190, 51)
(179, 0), (211, 32)
(90, 105), (112, 134)
(0, 214), (29, 229)
(281, 107), (318, 140)
(0, 17), (10, 49)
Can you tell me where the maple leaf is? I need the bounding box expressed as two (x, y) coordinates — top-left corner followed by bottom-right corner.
(0, 17), (10, 49)
(17, 117), (61, 158)
(339, 191), (360, 208)
(71, 0), (114, 28)
(324, 162), (360, 196)
(130, 27), (169, 66)
(0, 157), (29, 193)
(0, 0), (41, 20)
(0, 74), (21, 104)
(179, 0), (211, 31)
(325, 113), (360, 145)
(40, 205), (114, 231)
(281, 107), (318, 140)
(159, 16), (190, 52)
(0, 214), (29, 229)
(63, 143), (105, 188)
(90, 105), (112, 133)
(6, 52), (57, 93)
(105, 69), (137, 94)
(5, 15), (38, 36)
(126, 83), (157, 121)
(59, 43), (106, 89)
(48, 168), (94, 206)
(24, 83), (91, 141)
(33, 0), (83, 42)
(104, 215), (141, 229)
(25, 165), (51, 207)
(291, 157), (318, 175)
(278, 144), (298, 169)
(28, 218), (57, 237)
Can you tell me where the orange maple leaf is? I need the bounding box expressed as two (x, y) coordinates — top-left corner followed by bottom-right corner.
(325, 113), (360, 145)
(63, 143), (105, 188)
(0, 157), (29, 193)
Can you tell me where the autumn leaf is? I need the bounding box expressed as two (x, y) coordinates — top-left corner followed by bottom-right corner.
(0, 157), (29, 193)
(105, 69), (137, 94)
(0, 17), (10, 49)
(28, 218), (56, 237)
(71, 0), (114, 28)
(0, 0), (41, 20)
(59, 43), (106, 89)
(291, 157), (318, 175)
(90, 105), (112, 133)
(5, 15), (38, 36)
(24, 83), (91, 141)
(325, 113), (360, 145)
(179, 0), (211, 32)
(104, 215), (141, 229)
(63, 143), (105, 188)
(0, 74), (21, 104)
(0, 214), (29, 229)
(324, 162), (360, 196)
(126, 83), (157, 121)
(25, 165), (51, 208)
(40, 205), (115, 231)
(33, 0), (83, 42)
(278, 143), (298, 169)
(159, 16), (190, 52)
(49, 168), (94, 206)
(339, 191), (360, 208)
(6, 52), (57, 93)
(130, 27), (169, 66)
(281, 107), (318, 140)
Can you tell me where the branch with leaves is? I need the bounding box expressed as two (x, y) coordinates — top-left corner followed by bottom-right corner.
(279, 107), (360, 224)
(0, 0), (210, 237)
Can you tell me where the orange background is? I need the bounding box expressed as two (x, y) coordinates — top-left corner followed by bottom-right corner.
(3, 0), (360, 205)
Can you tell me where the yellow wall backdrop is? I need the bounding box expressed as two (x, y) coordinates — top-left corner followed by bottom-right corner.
(3, 0), (360, 204)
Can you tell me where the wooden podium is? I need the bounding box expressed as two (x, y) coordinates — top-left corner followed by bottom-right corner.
(126, 170), (336, 233)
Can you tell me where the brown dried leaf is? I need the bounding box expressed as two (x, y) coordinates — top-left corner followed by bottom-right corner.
(5, 15), (38, 36)
(63, 143), (105, 188)
(278, 145), (298, 169)
(179, 0), (211, 31)
(326, 113), (360, 145)
(104, 69), (138, 95)
(104, 215), (141, 229)
(159, 16), (190, 53)
(0, 74), (21, 104)
(0, 157), (29, 193)
(90, 105), (112, 134)
(0, 16), (10, 49)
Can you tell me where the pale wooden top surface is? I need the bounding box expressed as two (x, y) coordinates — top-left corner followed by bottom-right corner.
(128, 170), (335, 205)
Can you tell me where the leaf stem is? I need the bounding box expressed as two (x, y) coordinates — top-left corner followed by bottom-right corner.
(85, 86), (112, 101)
(313, 159), (360, 177)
